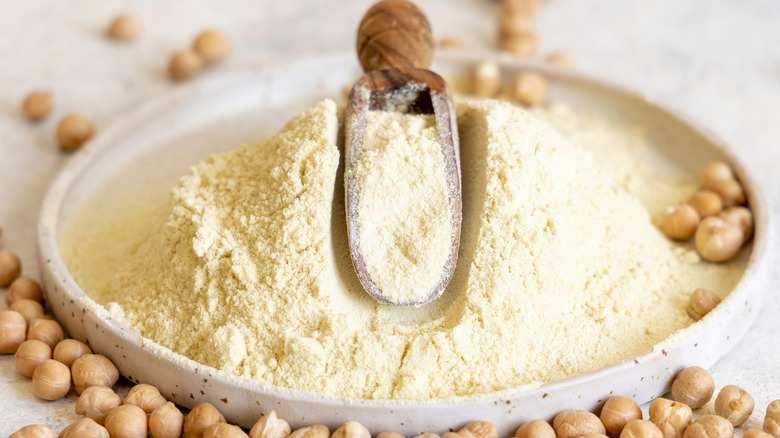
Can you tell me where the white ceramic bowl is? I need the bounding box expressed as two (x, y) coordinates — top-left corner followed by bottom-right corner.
(38, 51), (774, 436)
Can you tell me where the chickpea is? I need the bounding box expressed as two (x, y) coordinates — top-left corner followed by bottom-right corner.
(53, 338), (92, 366)
(107, 14), (139, 41)
(22, 91), (53, 122)
(444, 432), (476, 438)
(331, 422), (370, 438)
(32, 359), (71, 400)
(9, 424), (55, 438)
(71, 354), (120, 393)
(193, 30), (230, 65)
(0, 310), (28, 353)
(501, 0), (539, 17)
(620, 420), (662, 438)
(763, 399), (780, 438)
(204, 423), (249, 438)
(169, 50), (204, 81)
(412, 434), (439, 438)
(26, 319), (64, 349)
(0, 250), (22, 287)
(183, 402), (226, 438)
(702, 179), (745, 208)
(601, 396), (643, 438)
(714, 385), (753, 426)
(683, 415), (733, 438)
(150, 401), (185, 438)
(125, 383), (167, 413)
(686, 288), (721, 321)
(470, 62), (502, 98)
(718, 207), (753, 243)
(105, 404), (148, 438)
(498, 13), (531, 39)
(439, 37), (464, 49)
(60, 418), (109, 438)
(661, 204), (700, 241)
(688, 191), (723, 218)
(546, 52), (574, 68)
(516, 420), (556, 438)
(377, 434), (406, 438)
(6, 277), (44, 306)
(57, 113), (95, 152)
(695, 216), (743, 262)
(743, 430), (773, 438)
(76, 385), (123, 425)
(509, 71), (547, 106)
(648, 398), (693, 438)
(700, 162), (734, 187)
(671, 366), (714, 409)
(15, 339), (52, 377)
(288, 425), (330, 438)
(461, 421), (498, 438)
(500, 31), (538, 56)
(249, 410), (290, 438)
(10, 299), (45, 322)
(580, 435), (609, 438)
(553, 411), (607, 438)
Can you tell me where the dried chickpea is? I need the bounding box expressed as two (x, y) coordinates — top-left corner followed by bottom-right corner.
(764, 399), (780, 438)
(580, 435), (609, 438)
(53, 338), (92, 366)
(60, 418), (109, 438)
(184, 402), (227, 438)
(695, 216), (743, 262)
(22, 91), (53, 121)
(204, 423), (249, 438)
(509, 71), (547, 106)
(32, 359), (71, 400)
(150, 401), (185, 438)
(683, 415), (733, 438)
(250, 410), (290, 438)
(57, 114), (95, 152)
(105, 404), (147, 438)
(26, 319), (64, 349)
(744, 430), (773, 438)
(686, 288), (721, 321)
(10, 299), (45, 322)
(702, 179), (745, 208)
(688, 191), (723, 218)
(601, 396), (643, 438)
(470, 62), (501, 98)
(107, 14), (139, 41)
(661, 204), (700, 241)
(461, 421), (498, 438)
(700, 162), (734, 187)
(413, 434), (440, 438)
(76, 385), (123, 425)
(671, 366), (714, 409)
(620, 420), (662, 438)
(288, 425), (330, 438)
(125, 383), (167, 413)
(332, 421), (371, 438)
(14, 339), (52, 377)
(169, 50), (204, 81)
(546, 52), (573, 68)
(502, 0), (539, 17)
(193, 30), (230, 65)
(718, 207), (753, 243)
(0, 310), (28, 353)
(553, 411), (607, 438)
(516, 420), (556, 438)
(439, 37), (464, 48)
(71, 354), (120, 393)
(0, 250), (22, 287)
(6, 277), (44, 306)
(714, 385), (754, 426)
(500, 30), (538, 56)
(648, 398), (693, 438)
(377, 434), (406, 438)
(9, 424), (55, 438)
(444, 432), (475, 438)
(498, 13), (531, 39)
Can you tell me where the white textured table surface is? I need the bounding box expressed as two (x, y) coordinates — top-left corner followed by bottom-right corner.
(1, 0), (779, 435)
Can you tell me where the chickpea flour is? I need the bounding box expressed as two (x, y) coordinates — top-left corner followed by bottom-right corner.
(62, 98), (744, 401)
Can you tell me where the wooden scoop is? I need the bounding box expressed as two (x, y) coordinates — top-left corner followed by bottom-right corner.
(344, 0), (462, 306)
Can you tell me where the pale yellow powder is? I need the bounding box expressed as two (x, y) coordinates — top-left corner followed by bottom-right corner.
(61, 98), (745, 401)
(354, 111), (451, 305)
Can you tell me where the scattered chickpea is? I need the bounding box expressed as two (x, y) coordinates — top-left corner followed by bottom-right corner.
(125, 383), (167, 413)
(714, 385), (754, 426)
(53, 338), (92, 367)
(14, 339), (52, 377)
(546, 52), (574, 68)
(71, 354), (120, 394)
(498, 13), (531, 39)
(32, 359), (71, 400)
(57, 113), (95, 152)
(377, 434), (406, 438)
(10, 299), (45, 322)
(688, 191), (723, 218)
(743, 430), (773, 438)
(0, 310), (28, 354)
(76, 385), (123, 425)
(509, 71), (547, 106)
(661, 204), (700, 241)
(331, 421), (371, 438)
(671, 366), (714, 409)
(8, 424), (55, 438)
(22, 91), (53, 122)
(470, 62), (502, 98)
(500, 30), (538, 56)
(0, 250), (22, 287)
(249, 410), (290, 438)
(700, 162), (734, 187)
(686, 288), (721, 321)
(601, 396), (643, 438)
(695, 216), (744, 262)
(620, 420), (662, 438)
(183, 402), (227, 438)
(60, 417), (110, 438)
(105, 404), (148, 438)
(444, 432), (475, 438)
(702, 179), (745, 208)
(648, 398), (693, 438)
(288, 425), (330, 438)
(516, 420), (556, 438)
(764, 399), (780, 438)
(460, 421), (498, 438)
(501, 0), (539, 17)
(553, 411), (607, 438)
(204, 423), (249, 438)
(718, 207), (753, 243)
(107, 14), (140, 41)
(26, 319), (64, 349)
(439, 37), (464, 48)
(6, 277), (44, 306)
(193, 30), (230, 65)
(683, 415), (733, 438)
(580, 435), (609, 438)
(169, 50), (204, 81)
(150, 401), (185, 438)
